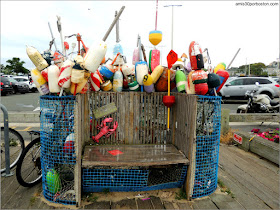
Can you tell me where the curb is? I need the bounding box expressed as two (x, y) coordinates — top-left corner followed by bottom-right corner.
(233, 130), (279, 165)
(230, 113), (280, 122)
(0, 112), (40, 123)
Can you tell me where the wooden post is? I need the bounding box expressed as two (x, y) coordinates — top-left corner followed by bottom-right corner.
(74, 94), (89, 207)
(185, 95), (198, 200)
(221, 108), (230, 135)
(74, 95), (81, 206)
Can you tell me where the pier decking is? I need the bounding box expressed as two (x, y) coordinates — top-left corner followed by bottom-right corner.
(1, 144), (279, 209)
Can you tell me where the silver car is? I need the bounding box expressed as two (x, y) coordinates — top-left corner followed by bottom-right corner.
(219, 77), (280, 99)
(13, 76), (37, 92)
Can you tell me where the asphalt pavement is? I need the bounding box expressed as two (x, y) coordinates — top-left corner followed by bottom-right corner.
(1, 92), (244, 113)
(1, 92), (41, 112)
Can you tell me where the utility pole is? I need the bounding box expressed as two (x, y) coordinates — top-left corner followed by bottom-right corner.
(164, 5), (182, 50)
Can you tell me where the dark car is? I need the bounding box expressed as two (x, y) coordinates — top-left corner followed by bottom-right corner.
(8, 77), (29, 94)
(1, 76), (13, 95)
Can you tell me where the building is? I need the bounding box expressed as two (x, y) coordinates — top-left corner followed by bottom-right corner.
(265, 61), (280, 76)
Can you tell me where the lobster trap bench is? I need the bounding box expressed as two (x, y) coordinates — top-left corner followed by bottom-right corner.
(40, 92), (221, 207)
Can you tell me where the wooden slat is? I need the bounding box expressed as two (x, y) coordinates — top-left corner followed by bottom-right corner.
(82, 144), (189, 167)
(134, 93), (140, 144)
(185, 95), (198, 200)
(128, 92), (134, 144)
(74, 95), (82, 206)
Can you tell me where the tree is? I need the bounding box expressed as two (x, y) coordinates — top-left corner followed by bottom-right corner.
(5, 57), (29, 75)
(237, 63), (267, 76)
(249, 63), (266, 76)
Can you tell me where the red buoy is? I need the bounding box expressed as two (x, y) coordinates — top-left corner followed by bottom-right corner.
(163, 95), (175, 108)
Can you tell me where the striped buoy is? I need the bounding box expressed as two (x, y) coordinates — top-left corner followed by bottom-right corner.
(192, 69), (208, 95)
(70, 71), (90, 94)
(175, 70), (187, 93)
(128, 80), (140, 91)
(149, 49), (160, 72)
(58, 59), (73, 89)
(143, 74), (154, 93)
(90, 71), (103, 91)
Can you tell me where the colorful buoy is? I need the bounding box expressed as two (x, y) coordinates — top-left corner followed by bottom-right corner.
(149, 30), (162, 46)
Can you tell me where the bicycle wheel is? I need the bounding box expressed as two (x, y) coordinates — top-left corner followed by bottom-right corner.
(1, 127), (25, 173)
(16, 138), (42, 187)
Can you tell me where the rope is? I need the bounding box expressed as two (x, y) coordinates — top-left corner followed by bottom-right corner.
(155, 0), (158, 30)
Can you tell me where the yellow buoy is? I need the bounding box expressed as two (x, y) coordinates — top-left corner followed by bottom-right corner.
(214, 63), (226, 73)
(149, 30), (162, 46)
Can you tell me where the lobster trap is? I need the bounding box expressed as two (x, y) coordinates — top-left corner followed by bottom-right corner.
(40, 93), (221, 206)
(40, 95), (76, 205)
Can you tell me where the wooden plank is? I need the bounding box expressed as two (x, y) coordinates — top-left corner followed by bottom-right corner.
(219, 145), (279, 209)
(185, 95), (198, 200)
(225, 145), (279, 192)
(136, 198), (154, 209)
(74, 94), (82, 207)
(128, 92), (134, 144)
(119, 93), (125, 144)
(111, 198), (137, 209)
(82, 144), (189, 167)
(218, 167), (271, 209)
(177, 202), (193, 209)
(133, 94), (140, 144)
(2, 182), (41, 209)
(84, 201), (111, 209)
(192, 197), (218, 209)
(209, 193), (245, 209)
(144, 93), (147, 144)
(150, 196), (164, 209)
(163, 201), (175, 209)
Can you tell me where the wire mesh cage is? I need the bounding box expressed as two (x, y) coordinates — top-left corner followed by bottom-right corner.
(192, 95), (221, 198)
(82, 164), (187, 192)
(40, 95), (76, 205)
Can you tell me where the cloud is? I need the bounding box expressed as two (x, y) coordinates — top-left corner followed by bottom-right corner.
(1, 0), (279, 71)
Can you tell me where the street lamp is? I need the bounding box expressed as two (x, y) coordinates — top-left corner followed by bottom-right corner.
(163, 5), (182, 50)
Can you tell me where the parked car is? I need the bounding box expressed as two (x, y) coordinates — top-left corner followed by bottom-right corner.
(13, 76), (37, 92)
(2, 75), (14, 78)
(8, 77), (29, 94)
(272, 77), (279, 84)
(0, 76), (13, 95)
(219, 77), (280, 99)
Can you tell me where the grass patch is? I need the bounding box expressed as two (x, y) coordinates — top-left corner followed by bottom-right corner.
(83, 193), (99, 203)
(175, 188), (187, 200)
(102, 188), (110, 194)
(220, 128), (237, 145)
(29, 196), (36, 206)
(218, 178), (235, 198)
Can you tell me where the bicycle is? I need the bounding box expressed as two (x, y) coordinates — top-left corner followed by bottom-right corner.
(1, 127), (25, 174)
(16, 99), (75, 187)
(16, 130), (41, 187)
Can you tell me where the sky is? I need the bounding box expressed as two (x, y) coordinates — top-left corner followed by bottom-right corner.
(1, 0), (279, 71)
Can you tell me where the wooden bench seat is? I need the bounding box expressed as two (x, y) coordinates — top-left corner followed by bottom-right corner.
(82, 144), (189, 167)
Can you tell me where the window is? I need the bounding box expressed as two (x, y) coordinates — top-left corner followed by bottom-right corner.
(258, 79), (272, 84)
(244, 78), (258, 85)
(230, 79), (243, 86)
